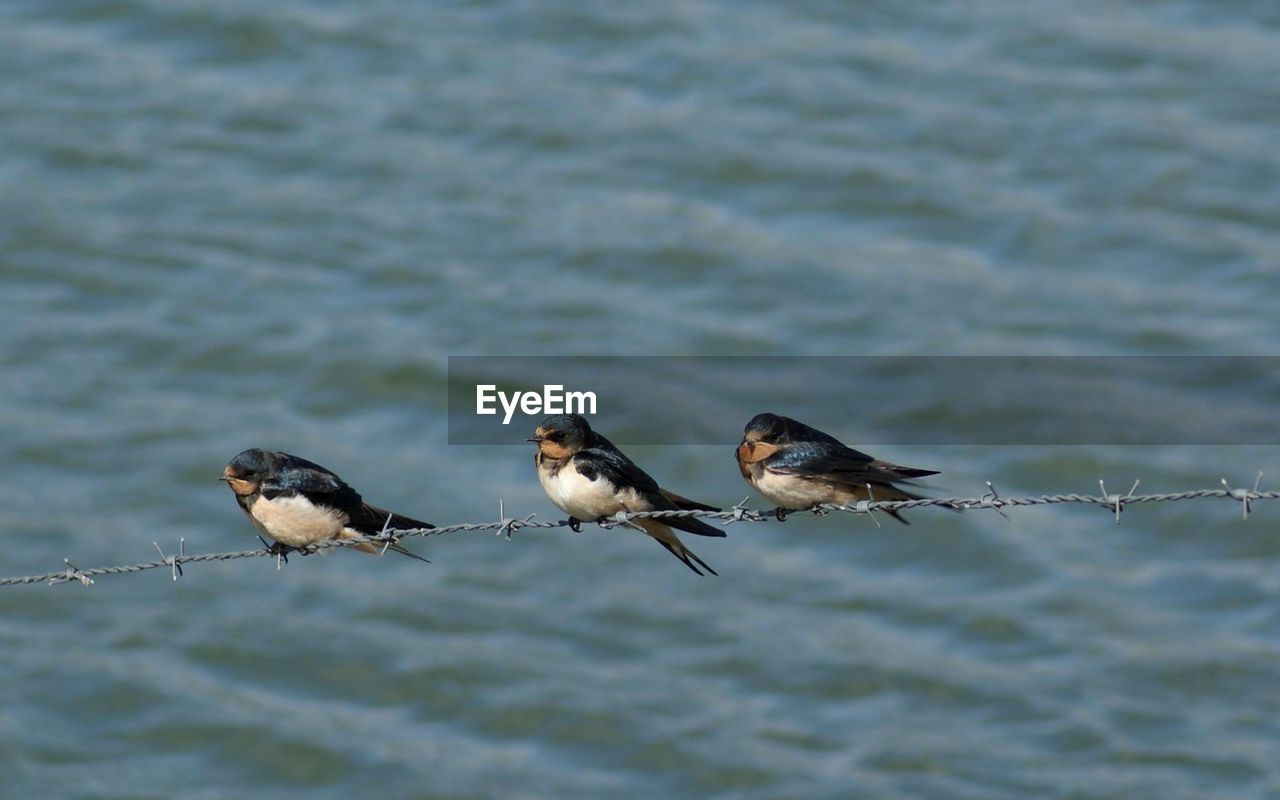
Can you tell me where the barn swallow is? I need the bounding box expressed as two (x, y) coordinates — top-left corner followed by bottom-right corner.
(220, 448), (432, 562)
(735, 412), (939, 524)
(529, 414), (725, 575)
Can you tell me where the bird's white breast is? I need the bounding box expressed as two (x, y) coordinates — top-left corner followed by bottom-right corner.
(539, 459), (631, 521)
(248, 494), (348, 547)
(754, 467), (835, 509)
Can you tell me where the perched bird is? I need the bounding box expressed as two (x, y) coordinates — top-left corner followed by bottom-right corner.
(529, 414), (725, 575)
(220, 448), (432, 562)
(735, 412), (939, 524)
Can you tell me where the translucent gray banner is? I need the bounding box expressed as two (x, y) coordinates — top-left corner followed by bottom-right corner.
(447, 356), (1280, 445)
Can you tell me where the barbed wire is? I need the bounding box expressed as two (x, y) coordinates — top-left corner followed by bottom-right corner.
(2, 476), (1274, 587)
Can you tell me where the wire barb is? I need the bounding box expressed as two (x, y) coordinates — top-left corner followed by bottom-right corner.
(726, 497), (761, 525)
(49, 559), (95, 587)
(376, 512), (399, 556)
(1098, 479), (1141, 524)
(1220, 476), (1260, 520)
(855, 483), (883, 528)
(603, 510), (648, 533)
(973, 481), (1011, 520)
(152, 538), (186, 581)
(495, 499), (537, 540)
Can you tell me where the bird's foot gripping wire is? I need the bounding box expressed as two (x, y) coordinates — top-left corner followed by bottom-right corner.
(257, 536), (299, 569)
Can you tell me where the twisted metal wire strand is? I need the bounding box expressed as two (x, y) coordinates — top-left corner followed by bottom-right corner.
(3, 481), (1275, 587)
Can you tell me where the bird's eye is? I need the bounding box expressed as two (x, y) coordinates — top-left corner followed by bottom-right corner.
(546, 432), (564, 442)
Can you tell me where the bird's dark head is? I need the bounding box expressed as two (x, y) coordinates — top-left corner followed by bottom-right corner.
(736, 412), (790, 465)
(742, 412), (792, 444)
(219, 448), (277, 496)
(527, 414), (593, 459)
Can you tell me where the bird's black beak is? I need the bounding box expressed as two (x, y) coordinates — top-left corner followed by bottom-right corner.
(217, 475), (231, 482)
(526, 436), (541, 443)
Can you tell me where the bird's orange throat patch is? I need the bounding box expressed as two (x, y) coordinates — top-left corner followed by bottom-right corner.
(736, 441), (778, 464)
(223, 477), (258, 497)
(537, 440), (573, 461)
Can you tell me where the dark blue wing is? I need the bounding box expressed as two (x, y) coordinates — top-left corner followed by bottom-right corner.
(573, 446), (661, 495)
(765, 441), (914, 486)
(575, 439), (724, 538)
(260, 454), (365, 516)
(259, 452), (433, 546)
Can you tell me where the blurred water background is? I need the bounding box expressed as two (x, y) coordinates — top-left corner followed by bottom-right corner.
(1, 1), (1278, 798)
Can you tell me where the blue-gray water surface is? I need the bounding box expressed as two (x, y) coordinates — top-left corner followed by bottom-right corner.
(1, 1), (1278, 798)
